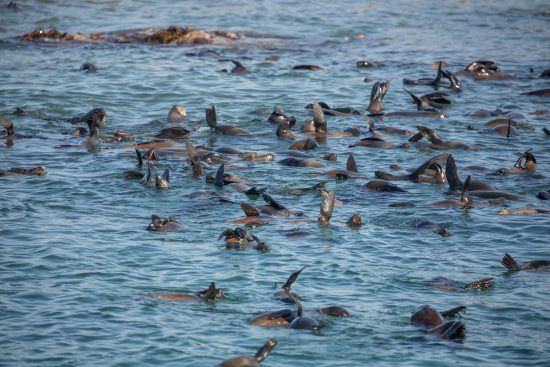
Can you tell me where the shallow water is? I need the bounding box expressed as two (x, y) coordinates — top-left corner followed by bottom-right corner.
(1, 1), (550, 366)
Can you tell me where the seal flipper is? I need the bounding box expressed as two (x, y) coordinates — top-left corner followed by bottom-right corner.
(215, 164), (225, 187)
(312, 102), (327, 133)
(445, 155), (463, 191)
(205, 105), (217, 129)
(501, 253), (522, 271)
(254, 338), (278, 363)
(460, 175), (472, 204)
(409, 160), (431, 182)
(162, 168), (169, 182)
(241, 202), (260, 217)
(135, 148), (143, 167)
(202, 282), (218, 302)
(346, 154), (358, 173)
(440, 306), (466, 318)
(409, 132), (424, 142)
(261, 192), (286, 211)
(463, 278), (494, 290)
(318, 190), (335, 225)
(403, 88), (422, 110)
(282, 267), (306, 291)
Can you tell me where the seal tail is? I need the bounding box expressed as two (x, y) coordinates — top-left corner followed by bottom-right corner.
(135, 148), (143, 167)
(463, 277), (494, 290)
(445, 155), (462, 191)
(205, 105), (217, 129)
(311, 102), (327, 133)
(254, 338), (278, 363)
(317, 190), (335, 225)
(501, 253), (522, 271)
(282, 267), (306, 290)
(403, 88), (422, 110)
(460, 175), (472, 204)
(440, 306), (466, 318)
(241, 202), (260, 217)
(215, 164), (225, 187)
(346, 154), (358, 173)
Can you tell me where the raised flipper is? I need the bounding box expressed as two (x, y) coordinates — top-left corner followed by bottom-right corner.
(241, 202), (260, 217)
(442, 69), (462, 90)
(215, 164), (225, 187)
(409, 132), (424, 142)
(403, 88), (422, 110)
(440, 306), (466, 318)
(254, 338), (278, 363)
(245, 187), (267, 197)
(460, 175), (472, 204)
(312, 102), (327, 133)
(445, 155), (463, 191)
(282, 267), (306, 291)
(409, 160), (431, 182)
(135, 148), (143, 167)
(202, 282), (218, 302)
(463, 278), (494, 290)
(318, 190), (335, 225)
(205, 105), (217, 129)
(261, 192), (286, 210)
(433, 61), (443, 90)
(501, 253), (522, 271)
(162, 169), (169, 182)
(346, 154), (358, 173)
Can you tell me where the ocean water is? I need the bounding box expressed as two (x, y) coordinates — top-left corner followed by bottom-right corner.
(1, 1), (549, 366)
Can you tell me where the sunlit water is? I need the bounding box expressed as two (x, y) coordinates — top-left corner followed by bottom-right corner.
(1, 1), (549, 366)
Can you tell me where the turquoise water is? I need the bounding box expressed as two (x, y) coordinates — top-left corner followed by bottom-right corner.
(1, 1), (549, 366)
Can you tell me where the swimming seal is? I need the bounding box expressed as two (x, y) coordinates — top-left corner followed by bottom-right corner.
(218, 338), (277, 367)
(411, 218), (450, 237)
(148, 282), (224, 303)
(293, 64), (323, 71)
(268, 106), (296, 126)
(146, 215), (181, 232)
(0, 165), (46, 176)
(206, 105), (251, 136)
(425, 276), (494, 291)
(279, 157), (325, 168)
(285, 289), (321, 332)
(323, 154), (358, 179)
(363, 180), (406, 192)
(218, 227), (268, 251)
(347, 213), (362, 227)
(80, 62), (98, 72)
(445, 155), (494, 191)
(66, 107), (106, 125)
(166, 105), (186, 123)
(411, 126), (478, 150)
(501, 253), (550, 272)
(289, 137), (318, 150)
(410, 305), (466, 340)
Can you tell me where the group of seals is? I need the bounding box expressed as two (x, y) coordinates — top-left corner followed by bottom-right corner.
(5, 19), (549, 362)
